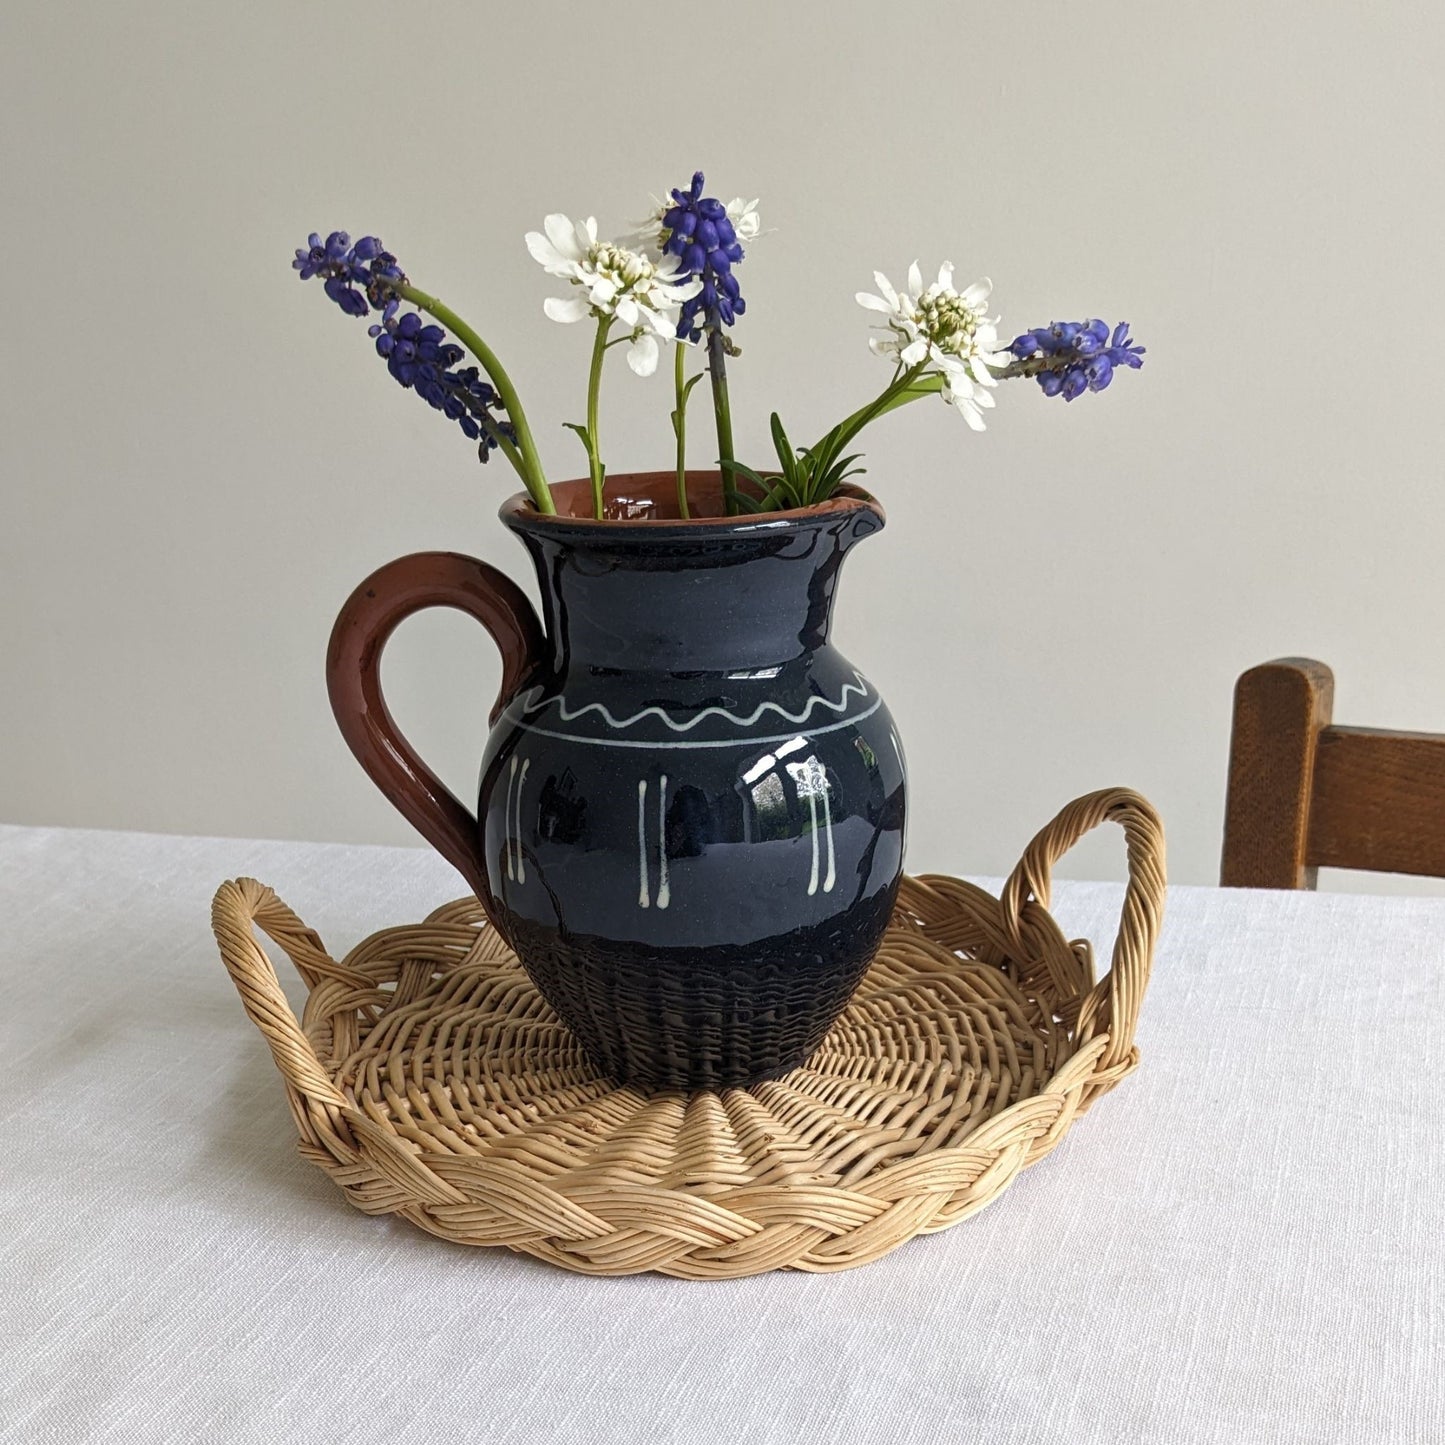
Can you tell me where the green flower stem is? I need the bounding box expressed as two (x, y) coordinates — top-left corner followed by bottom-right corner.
(393, 281), (553, 514)
(832, 362), (931, 446)
(870, 371), (945, 419)
(585, 315), (612, 519)
(993, 356), (1054, 381)
(673, 342), (690, 519)
(706, 328), (737, 515)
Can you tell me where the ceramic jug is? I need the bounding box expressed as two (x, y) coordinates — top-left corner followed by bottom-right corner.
(327, 471), (907, 1089)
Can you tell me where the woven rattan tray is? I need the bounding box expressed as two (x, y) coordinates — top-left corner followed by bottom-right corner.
(212, 787), (1164, 1277)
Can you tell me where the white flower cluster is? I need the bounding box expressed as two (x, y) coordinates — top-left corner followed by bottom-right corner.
(525, 215), (702, 375)
(723, 196), (762, 244)
(857, 264), (1011, 430)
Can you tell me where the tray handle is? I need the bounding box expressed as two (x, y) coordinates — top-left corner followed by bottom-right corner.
(999, 787), (1166, 1071)
(211, 877), (351, 1110)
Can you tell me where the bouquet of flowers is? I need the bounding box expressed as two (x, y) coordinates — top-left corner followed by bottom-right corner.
(293, 169), (1144, 521)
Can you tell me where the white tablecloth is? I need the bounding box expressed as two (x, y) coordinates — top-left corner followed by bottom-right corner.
(1, 822), (1441, 1444)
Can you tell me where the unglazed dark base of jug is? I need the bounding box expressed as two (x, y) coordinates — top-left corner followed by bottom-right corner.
(499, 884), (898, 1091)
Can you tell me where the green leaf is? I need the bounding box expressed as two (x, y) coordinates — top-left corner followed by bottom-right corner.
(769, 410), (791, 461)
(796, 449), (870, 507)
(720, 458), (777, 491)
(768, 471), (803, 511)
(769, 412), (803, 489)
(804, 423), (846, 486)
(873, 375), (945, 418)
(563, 421), (593, 458)
(828, 457), (865, 490)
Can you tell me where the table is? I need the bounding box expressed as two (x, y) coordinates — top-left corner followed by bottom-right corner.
(1, 823), (1441, 1444)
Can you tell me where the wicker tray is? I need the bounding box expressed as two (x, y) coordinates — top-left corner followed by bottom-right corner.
(212, 787), (1164, 1278)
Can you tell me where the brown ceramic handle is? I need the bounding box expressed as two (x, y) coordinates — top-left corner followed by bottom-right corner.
(326, 551), (545, 905)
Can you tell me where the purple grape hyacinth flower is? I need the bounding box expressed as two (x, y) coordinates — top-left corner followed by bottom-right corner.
(294, 231), (510, 462)
(292, 231), (404, 318)
(368, 304), (514, 461)
(1009, 320), (1144, 401)
(661, 172), (747, 342)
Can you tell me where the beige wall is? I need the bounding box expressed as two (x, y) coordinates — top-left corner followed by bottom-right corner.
(4, 0), (1444, 890)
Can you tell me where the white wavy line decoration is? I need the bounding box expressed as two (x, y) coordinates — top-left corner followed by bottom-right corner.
(516, 672), (870, 734)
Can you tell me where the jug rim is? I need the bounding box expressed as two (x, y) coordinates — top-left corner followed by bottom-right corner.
(498, 469), (884, 539)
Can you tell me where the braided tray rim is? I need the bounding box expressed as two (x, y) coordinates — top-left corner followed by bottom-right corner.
(212, 787), (1165, 1278)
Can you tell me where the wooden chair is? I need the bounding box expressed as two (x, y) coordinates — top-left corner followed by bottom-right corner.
(1222, 657), (1445, 888)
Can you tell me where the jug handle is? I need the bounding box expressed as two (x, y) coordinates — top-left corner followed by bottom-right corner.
(326, 551), (545, 911)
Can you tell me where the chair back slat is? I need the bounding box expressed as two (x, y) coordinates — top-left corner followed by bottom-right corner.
(1308, 726), (1445, 878)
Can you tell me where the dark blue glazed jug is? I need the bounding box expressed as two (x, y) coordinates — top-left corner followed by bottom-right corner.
(328, 470), (906, 1089)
